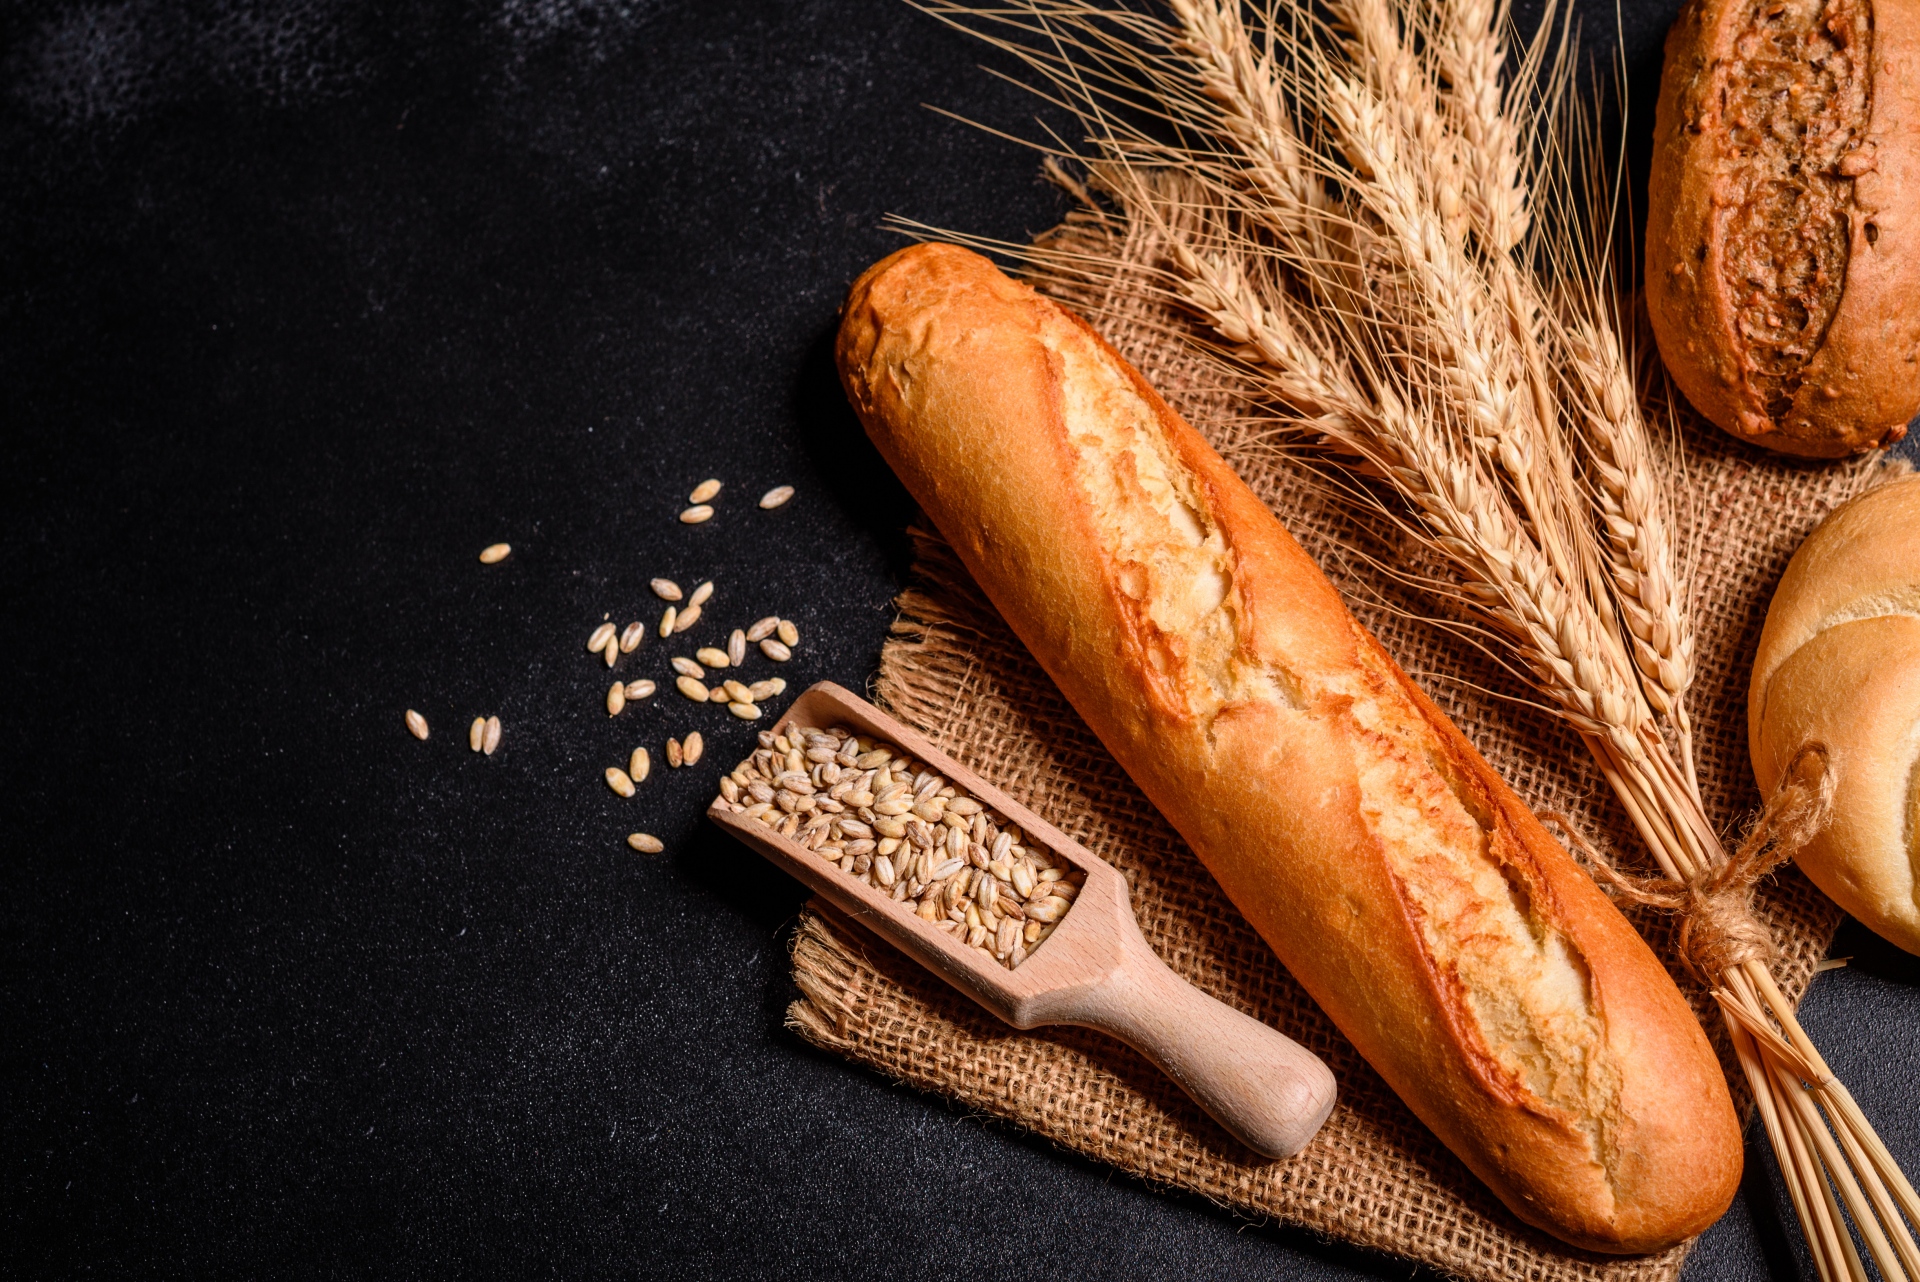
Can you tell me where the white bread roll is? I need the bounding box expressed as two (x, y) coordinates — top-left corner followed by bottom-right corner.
(837, 243), (1741, 1253)
(1750, 475), (1920, 954)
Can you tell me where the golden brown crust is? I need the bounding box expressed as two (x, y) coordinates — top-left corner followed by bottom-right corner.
(837, 243), (1742, 1252)
(1647, 0), (1920, 457)
(1750, 476), (1920, 953)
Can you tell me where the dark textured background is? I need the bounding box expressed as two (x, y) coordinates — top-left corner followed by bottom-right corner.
(2, 1), (1916, 1277)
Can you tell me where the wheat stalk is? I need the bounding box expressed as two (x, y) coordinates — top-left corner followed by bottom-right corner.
(1565, 317), (1699, 786)
(924, 0), (1919, 1273)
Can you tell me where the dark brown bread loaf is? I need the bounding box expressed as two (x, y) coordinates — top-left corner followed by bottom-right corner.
(1646, 0), (1920, 457)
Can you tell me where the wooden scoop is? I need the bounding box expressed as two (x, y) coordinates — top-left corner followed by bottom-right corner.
(707, 681), (1336, 1159)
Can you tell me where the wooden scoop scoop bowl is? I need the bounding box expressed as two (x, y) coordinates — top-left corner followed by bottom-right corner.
(707, 681), (1337, 1159)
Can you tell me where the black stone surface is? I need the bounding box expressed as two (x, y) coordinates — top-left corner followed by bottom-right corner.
(2, 2), (1915, 1278)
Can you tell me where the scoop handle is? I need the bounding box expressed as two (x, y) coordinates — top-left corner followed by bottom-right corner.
(1054, 917), (1336, 1158)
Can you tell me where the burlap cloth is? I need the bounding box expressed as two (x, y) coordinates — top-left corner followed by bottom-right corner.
(783, 211), (1901, 1280)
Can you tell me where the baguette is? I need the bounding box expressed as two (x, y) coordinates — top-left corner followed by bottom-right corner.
(836, 243), (1741, 1253)
(1645, 0), (1920, 457)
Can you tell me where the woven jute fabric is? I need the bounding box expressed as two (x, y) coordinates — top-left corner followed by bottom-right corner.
(784, 211), (1896, 1281)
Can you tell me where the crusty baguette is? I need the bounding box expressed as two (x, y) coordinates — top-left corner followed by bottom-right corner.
(1750, 476), (1920, 953)
(836, 243), (1741, 1253)
(1646, 0), (1920, 457)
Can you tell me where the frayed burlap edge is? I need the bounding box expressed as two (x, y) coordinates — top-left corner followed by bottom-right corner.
(781, 211), (1894, 1282)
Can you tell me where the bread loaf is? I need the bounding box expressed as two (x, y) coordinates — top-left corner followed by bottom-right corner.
(836, 243), (1741, 1253)
(1750, 475), (1920, 953)
(1646, 0), (1920, 457)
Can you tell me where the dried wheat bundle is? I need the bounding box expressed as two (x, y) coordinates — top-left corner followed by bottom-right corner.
(914, 0), (1920, 1273)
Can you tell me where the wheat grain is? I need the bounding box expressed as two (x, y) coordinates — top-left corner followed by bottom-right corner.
(630, 746), (650, 782)
(607, 682), (627, 716)
(483, 716), (501, 755)
(619, 622), (645, 653)
(478, 543), (511, 564)
(689, 580), (714, 608)
(759, 485), (794, 509)
(626, 679), (656, 700)
(674, 604), (702, 632)
(689, 479), (721, 504)
(679, 505), (713, 524)
(627, 832), (664, 853)
(712, 723), (1084, 971)
(605, 767), (635, 798)
(587, 623), (616, 653)
(469, 717), (486, 752)
(405, 710), (429, 740)
(651, 578), (682, 601)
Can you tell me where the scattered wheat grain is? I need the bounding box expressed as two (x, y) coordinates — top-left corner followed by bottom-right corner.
(587, 622), (616, 653)
(679, 505), (713, 524)
(759, 485), (794, 509)
(651, 578), (682, 602)
(406, 710), (429, 740)
(483, 715), (501, 755)
(689, 479), (721, 504)
(759, 639), (791, 662)
(605, 767), (635, 797)
(478, 543), (511, 564)
(628, 832), (664, 853)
